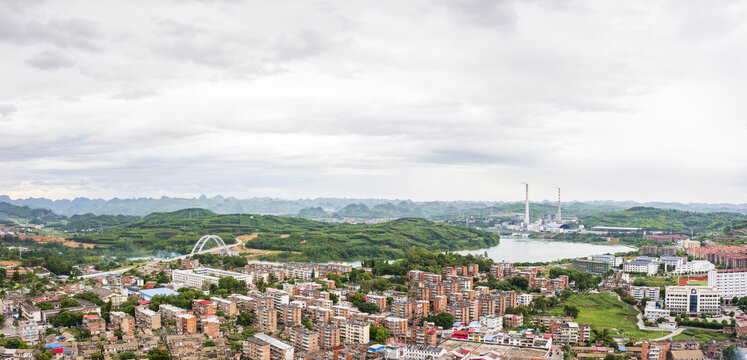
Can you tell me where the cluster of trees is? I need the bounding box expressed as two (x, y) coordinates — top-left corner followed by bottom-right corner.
(613, 288), (637, 305)
(191, 254), (247, 269)
(148, 288), (208, 311)
(364, 247), (494, 276)
(676, 316), (726, 329)
(549, 267), (601, 290)
(422, 312), (455, 329)
(347, 292), (379, 314)
(368, 324), (389, 344)
(477, 275), (531, 292)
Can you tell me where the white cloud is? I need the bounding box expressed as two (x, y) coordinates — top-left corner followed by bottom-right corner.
(0, 0), (745, 203)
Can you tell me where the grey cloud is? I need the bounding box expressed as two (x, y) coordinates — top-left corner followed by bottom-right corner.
(25, 50), (75, 70)
(110, 89), (161, 100)
(433, 0), (517, 29)
(274, 29), (329, 60)
(419, 149), (536, 166)
(0, 104), (18, 117)
(0, 11), (102, 51)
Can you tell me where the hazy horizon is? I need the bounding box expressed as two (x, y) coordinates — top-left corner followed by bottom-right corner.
(1, 1), (745, 203)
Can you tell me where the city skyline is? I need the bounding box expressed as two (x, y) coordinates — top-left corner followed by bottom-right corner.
(1, 1), (745, 203)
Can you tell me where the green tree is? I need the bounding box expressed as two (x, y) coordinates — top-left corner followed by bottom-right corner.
(564, 305), (580, 318)
(148, 349), (170, 360)
(422, 312), (455, 329)
(722, 345), (739, 360)
(49, 311), (84, 328)
(60, 297), (80, 308)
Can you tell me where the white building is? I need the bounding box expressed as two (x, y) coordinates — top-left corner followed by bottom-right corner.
(404, 345), (447, 359)
(665, 286), (721, 315)
(480, 314), (503, 330)
(659, 256), (685, 271)
(675, 260), (715, 274)
(623, 258), (659, 275)
(341, 320), (370, 344)
(265, 288), (290, 307)
(517, 293), (534, 306)
(644, 302), (671, 321)
(172, 268), (252, 289)
(708, 268), (747, 300)
(590, 254), (623, 267)
(16, 320), (39, 344)
(630, 286), (660, 302)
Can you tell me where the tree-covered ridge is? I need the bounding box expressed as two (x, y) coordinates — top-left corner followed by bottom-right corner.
(579, 207), (745, 233)
(0, 202), (64, 224)
(64, 211), (499, 260)
(250, 217), (500, 262)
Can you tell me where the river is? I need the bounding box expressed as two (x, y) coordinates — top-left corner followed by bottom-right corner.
(455, 236), (636, 263)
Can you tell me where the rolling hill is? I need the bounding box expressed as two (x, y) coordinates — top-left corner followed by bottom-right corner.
(579, 207), (745, 233)
(65, 209), (500, 261)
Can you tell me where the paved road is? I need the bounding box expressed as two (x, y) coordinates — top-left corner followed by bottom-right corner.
(81, 265), (138, 279)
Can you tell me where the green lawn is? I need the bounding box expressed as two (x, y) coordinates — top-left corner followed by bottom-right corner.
(544, 292), (670, 342)
(672, 329), (735, 343)
(633, 277), (677, 289)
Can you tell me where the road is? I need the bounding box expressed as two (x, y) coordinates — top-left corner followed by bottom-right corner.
(81, 265), (138, 279)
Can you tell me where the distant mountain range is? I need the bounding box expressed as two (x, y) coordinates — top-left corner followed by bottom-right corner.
(1, 195), (745, 221)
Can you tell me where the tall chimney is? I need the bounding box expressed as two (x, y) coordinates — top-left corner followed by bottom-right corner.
(524, 183), (530, 229)
(557, 187), (561, 222)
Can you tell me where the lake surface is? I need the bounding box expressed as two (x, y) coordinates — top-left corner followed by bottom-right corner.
(456, 236), (636, 263)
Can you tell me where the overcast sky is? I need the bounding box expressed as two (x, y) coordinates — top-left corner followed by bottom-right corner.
(1, 0), (745, 203)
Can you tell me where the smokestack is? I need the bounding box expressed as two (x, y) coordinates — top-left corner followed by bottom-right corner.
(524, 183), (530, 229)
(556, 187), (561, 222)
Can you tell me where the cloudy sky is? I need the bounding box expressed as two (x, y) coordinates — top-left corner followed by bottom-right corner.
(1, 0), (745, 203)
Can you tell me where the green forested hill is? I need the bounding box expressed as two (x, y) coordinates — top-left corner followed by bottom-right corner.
(66, 210), (499, 260)
(0, 202), (64, 224)
(249, 217), (500, 262)
(579, 207), (744, 233)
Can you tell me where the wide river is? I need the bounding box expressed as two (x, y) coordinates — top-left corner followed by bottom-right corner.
(455, 236), (636, 263)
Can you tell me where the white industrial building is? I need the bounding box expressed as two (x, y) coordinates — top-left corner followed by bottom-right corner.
(172, 268), (252, 289)
(708, 268), (747, 300)
(665, 286), (721, 315)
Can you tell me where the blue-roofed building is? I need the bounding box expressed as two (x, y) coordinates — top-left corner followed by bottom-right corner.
(137, 288), (179, 299)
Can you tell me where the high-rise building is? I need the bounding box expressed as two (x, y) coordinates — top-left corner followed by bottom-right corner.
(708, 268), (747, 300)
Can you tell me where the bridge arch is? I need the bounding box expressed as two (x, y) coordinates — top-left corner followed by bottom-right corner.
(189, 235), (230, 257)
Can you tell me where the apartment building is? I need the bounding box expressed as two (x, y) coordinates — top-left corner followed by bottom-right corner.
(254, 334), (294, 360)
(210, 296), (237, 316)
(290, 327), (319, 353)
(317, 324), (341, 350)
(176, 313), (197, 334)
(200, 315), (220, 338)
(244, 337), (271, 360)
(256, 306), (278, 332)
(708, 268), (747, 299)
(192, 299), (216, 316)
(341, 320), (370, 344)
(552, 322), (591, 345)
(630, 286), (661, 301)
(135, 307), (161, 330)
(385, 316), (409, 341)
(503, 314), (524, 328)
(159, 304), (187, 321)
(15, 320), (39, 344)
(110, 311), (135, 335)
(665, 286), (721, 315)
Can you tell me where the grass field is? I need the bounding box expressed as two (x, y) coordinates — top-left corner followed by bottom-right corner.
(672, 329), (735, 343)
(545, 292), (670, 342)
